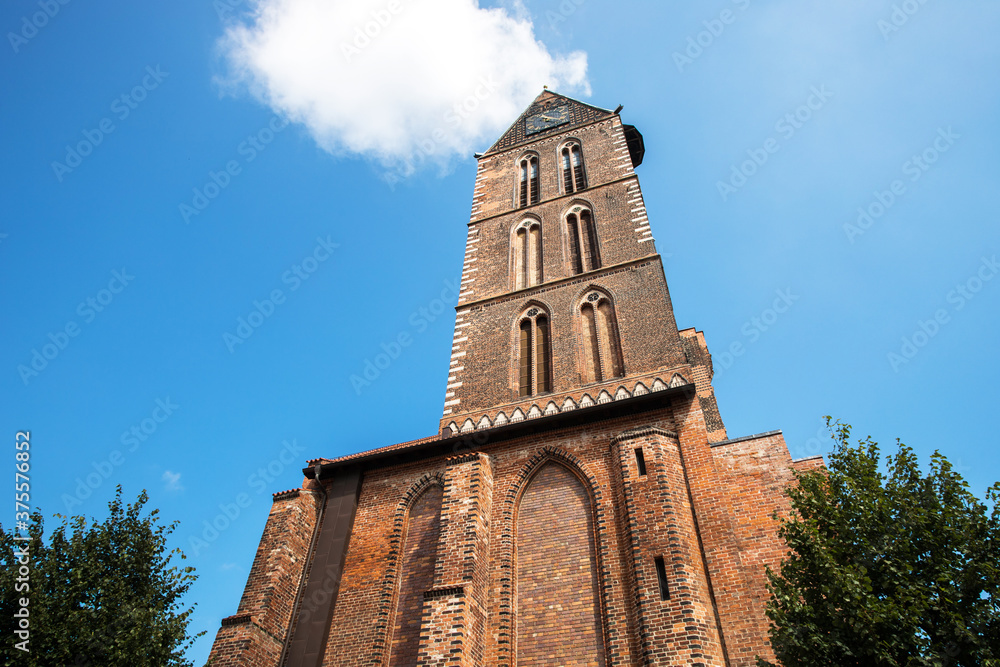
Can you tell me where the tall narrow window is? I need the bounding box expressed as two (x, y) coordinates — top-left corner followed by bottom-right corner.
(519, 319), (533, 396)
(581, 302), (601, 382)
(529, 157), (539, 204)
(580, 291), (624, 384)
(519, 160), (528, 208)
(518, 155), (539, 207)
(565, 206), (600, 275)
(529, 224), (542, 286)
(580, 209), (599, 271)
(535, 315), (551, 393)
(517, 307), (552, 396)
(597, 300), (624, 378)
(512, 219), (543, 289)
(634, 448), (647, 476)
(566, 214), (583, 274)
(654, 555), (670, 601)
(561, 142), (586, 193)
(514, 227), (527, 290)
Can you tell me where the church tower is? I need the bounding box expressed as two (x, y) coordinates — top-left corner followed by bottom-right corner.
(208, 91), (823, 667)
(439, 90), (728, 441)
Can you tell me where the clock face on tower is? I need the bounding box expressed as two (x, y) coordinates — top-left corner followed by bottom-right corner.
(525, 104), (570, 135)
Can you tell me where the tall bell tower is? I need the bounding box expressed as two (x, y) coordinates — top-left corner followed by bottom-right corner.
(207, 91), (823, 667)
(440, 89), (727, 442)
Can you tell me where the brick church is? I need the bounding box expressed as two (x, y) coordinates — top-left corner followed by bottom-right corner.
(208, 91), (823, 667)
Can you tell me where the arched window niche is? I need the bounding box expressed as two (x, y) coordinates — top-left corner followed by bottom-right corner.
(516, 305), (552, 397)
(512, 218), (543, 290)
(579, 289), (624, 384)
(564, 204), (600, 275)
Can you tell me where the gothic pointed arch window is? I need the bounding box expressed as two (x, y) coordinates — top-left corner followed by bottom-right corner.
(518, 153), (540, 208)
(512, 218), (543, 290)
(580, 290), (624, 384)
(517, 306), (552, 397)
(565, 204), (600, 275)
(560, 141), (586, 194)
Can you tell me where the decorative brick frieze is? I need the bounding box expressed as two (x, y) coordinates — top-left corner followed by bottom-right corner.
(221, 613), (253, 627)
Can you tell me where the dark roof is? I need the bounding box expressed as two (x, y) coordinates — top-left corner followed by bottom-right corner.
(484, 89), (615, 155)
(308, 434), (440, 467)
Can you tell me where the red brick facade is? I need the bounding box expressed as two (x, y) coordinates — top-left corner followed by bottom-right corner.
(207, 91), (820, 666)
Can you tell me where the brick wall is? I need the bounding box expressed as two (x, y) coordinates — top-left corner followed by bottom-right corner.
(211, 397), (808, 667)
(709, 435), (824, 666)
(515, 462), (605, 666)
(446, 262), (687, 419)
(612, 427), (726, 665)
(207, 487), (321, 666)
(388, 484), (442, 665)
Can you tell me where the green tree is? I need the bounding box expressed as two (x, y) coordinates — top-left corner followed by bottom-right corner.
(1, 486), (203, 666)
(759, 419), (1000, 667)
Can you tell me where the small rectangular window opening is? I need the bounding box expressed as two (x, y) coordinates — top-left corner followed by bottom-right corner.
(654, 556), (670, 601)
(634, 448), (647, 476)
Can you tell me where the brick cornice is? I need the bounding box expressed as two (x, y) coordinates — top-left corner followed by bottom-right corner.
(611, 426), (679, 443)
(423, 585), (465, 600)
(709, 429), (783, 448)
(220, 613), (252, 627)
(457, 255), (661, 311)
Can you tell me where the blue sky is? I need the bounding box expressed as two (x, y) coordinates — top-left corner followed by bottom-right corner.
(2, 0), (998, 662)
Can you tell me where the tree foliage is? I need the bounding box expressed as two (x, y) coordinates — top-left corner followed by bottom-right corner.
(759, 419), (1000, 667)
(1, 486), (203, 666)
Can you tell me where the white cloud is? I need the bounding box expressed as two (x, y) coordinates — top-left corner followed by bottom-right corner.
(162, 470), (184, 492)
(218, 0), (589, 175)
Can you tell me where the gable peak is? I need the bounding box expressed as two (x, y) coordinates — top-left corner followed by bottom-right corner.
(485, 89), (615, 155)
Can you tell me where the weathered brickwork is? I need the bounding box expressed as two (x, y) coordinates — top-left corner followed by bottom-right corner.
(707, 434), (824, 666)
(444, 262), (686, 420)
(612, 427), (725, 666)
(516, 462), (605, 666)
(208, 90), (819, 667)
(389, 484), (443, 665)
(207, 487), (321, 666)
